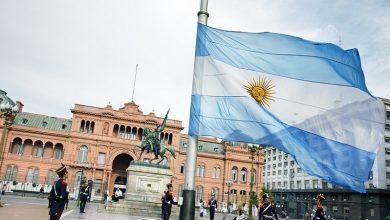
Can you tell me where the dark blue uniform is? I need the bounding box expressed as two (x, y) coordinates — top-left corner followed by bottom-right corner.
(49, 178), (69, 220)
(208, 198), (217, 220)
(79, 186), (89, 213)
(259, 203), (278, 220)
(162, 191), (174, 220)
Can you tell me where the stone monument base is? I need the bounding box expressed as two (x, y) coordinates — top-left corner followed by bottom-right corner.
(125, 161), (173, 203)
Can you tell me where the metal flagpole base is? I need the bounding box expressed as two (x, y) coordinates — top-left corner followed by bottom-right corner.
(179, 190), (196, 220)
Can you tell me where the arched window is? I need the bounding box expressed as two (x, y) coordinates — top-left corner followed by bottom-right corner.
(26, 167), (39, 183)
(5, 165), (18, 182)
(80, 120), (85, 132)
(125, 126), (131, 139)
(231, 167), (238, 181)
(12, 140), (24, 155)
(196, 165), (205, 177)
(212, 167), (220, 179)
(54, 144), (64, 160)
(34, 141), (44, 157)
(113, 124), (119, 137)
(131, 127), (137, 140)
(180, 164), (185, 174)
(168, 133), (173, 145)
(90, 121), (95, 134)
(78, 145), (88, 162)
(137, 128), (143, 140)
(47, 170), (57, 185)
(241, 168), (247, 182)
(196, 186), (204, 203)
(211, 187), (219, 201)
(85, 121), (90, 133)
(119, 125), (125, 139)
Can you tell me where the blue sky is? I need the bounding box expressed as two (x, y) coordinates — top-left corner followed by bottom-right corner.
(1, 0), (389, 132)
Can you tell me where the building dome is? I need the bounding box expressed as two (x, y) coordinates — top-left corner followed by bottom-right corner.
(0, 89), (16, 107)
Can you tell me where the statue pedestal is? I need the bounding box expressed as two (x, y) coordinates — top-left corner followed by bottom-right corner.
(125, 162), (173, 203)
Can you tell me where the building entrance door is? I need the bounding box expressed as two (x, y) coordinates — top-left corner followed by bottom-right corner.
(111, 153), (133, 195)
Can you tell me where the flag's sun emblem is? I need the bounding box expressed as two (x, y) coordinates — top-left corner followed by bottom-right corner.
(244, 77), (275, 108)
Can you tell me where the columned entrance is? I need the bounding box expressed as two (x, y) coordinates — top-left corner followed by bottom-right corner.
(110, 153), (133, 195)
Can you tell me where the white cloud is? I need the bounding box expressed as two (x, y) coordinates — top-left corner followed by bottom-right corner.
(0, 0), (389, 132)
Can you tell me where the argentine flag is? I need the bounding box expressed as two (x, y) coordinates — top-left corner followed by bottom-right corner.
(189, 23), (385, 192)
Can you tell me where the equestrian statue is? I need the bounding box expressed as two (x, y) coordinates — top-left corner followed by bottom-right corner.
(136, 109), (176, 164)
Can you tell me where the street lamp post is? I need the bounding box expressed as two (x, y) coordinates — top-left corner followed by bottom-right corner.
(248, 145), (258, 220)
(0, 103), (18, 173)
(225, 179), (233, 214)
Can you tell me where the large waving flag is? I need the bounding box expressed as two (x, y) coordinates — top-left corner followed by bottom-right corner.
(189, 23), (385, 192)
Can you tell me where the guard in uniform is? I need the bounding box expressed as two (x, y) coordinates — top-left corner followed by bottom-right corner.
(79, 182), (89, 213)
(49, 163), (69, 220)
(208, 194), (218, 220)
(314, 194), (325, 220)
(258, 193), (278, 220)
(162, 183), (174, 220)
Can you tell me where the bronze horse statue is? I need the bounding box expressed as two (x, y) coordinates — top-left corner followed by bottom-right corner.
(137, 109), (176, 164)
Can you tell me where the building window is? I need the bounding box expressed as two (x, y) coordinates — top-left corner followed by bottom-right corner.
(26, 167), (39, 184)
(180, 164), (185, 174)
(5, 165), (18, 182)
(35, 143), (43, 157)
(196, 165), (205, 177)
(290, 161), (295, 166)
(212, 167), (220, 179)
(22, 118), (28, 124)
(304, 180), (310, 189)
(94, 179), (103, 195)
(241, 168), (247, 182)
(370, 208), (375, 217)
(297, 168), (302, 173)
(386, 172), (390, 179)
(47, 170), (57, 185)
(297, 181), (302, 189)
(332, 205), (338, 213)
(386, 148), (390, 155)
(283, 170), (288, 175)
(97, 153), (106, 166)
(42, 121), (48, 127)
(313, 180), (319, 189)
(289, 181), (294, 189)
(54, 145), (64, 160)
(196, 186), (203, 203)
(386, 160), (390, 167)
(62, 124), (67, 130)
(343, 206), (350, 214)
(386, 124), (390, 131)
(385, 136), (390, 143)
(78, 145), (88, 162)
(211, 188), (219, 201)
(278, 170), (281, 175)
(232, 167), (238, 181)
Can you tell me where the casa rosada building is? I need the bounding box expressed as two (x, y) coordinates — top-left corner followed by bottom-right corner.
(0, 90), (264, 207)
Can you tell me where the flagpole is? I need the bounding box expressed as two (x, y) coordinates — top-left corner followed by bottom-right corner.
(131, 64), (138, 102)
(179, 1), (208, 220)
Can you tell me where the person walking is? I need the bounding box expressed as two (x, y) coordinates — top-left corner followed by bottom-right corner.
(48, 163), (69, 220)
(162, 183), (174, 220)
(208, 194), (217, 220)
(38, 186), (44, 198)
(79, 182), (89, 213)
(314, 194), (326, 220)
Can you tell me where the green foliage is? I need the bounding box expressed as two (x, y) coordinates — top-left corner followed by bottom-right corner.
(250, 193), (259, 206)
(260, 187), (274, 200)
(385, 215), (390, 220)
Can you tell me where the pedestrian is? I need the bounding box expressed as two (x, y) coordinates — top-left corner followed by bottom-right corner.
(208, 194), (217, 220)
(200, 199), (204, 217)
(39, 186), (44, 198)
(48, 163), (69, 220)
(258, 193), (278, 220)
(1, 184), (5, 195)
(314, 194), (325, 220)
(162, 183), (174, 220)
(79, 182), (89, 213)
(221, 202), (228, 220)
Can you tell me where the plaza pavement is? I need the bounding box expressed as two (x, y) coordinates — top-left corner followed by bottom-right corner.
(1, 194), (277, 220)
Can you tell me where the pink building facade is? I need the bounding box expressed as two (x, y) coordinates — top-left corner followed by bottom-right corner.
(0, 91), (263, 208)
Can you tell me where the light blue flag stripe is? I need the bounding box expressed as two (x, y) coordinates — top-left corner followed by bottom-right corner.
(195, 23), (369, 94)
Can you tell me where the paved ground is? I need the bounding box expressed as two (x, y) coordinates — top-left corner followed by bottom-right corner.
(0, 195), (300, 220)
(1, 195), (259, 220)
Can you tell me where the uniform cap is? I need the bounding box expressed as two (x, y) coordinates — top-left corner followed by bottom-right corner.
(56, 163), (68, 177)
